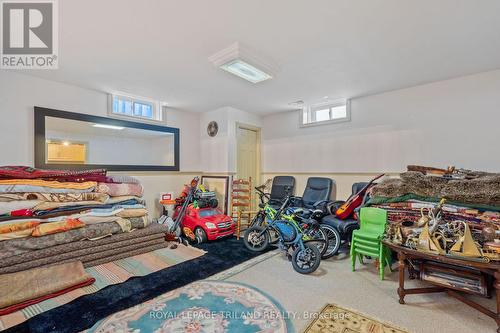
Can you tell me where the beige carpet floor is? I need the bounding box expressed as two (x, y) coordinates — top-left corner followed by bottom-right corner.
(226, 249), (496, 333)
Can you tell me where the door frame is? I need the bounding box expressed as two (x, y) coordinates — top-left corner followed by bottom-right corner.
(235, 122), (261, 189)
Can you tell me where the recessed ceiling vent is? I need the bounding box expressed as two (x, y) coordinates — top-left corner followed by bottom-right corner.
(288, 100), (305, 106)
(209, 42), (276, 84)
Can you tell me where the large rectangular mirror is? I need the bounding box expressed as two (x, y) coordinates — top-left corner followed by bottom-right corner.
(34, 107), (180, 171)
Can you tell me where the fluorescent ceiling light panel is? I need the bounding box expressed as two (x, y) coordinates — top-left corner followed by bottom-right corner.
(209, 42), (276, 84)
(220, 59), (272, 83)
(93, 124), (124, 130)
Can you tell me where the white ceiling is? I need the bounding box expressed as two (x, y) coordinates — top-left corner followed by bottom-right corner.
(22, 0), (500, 114)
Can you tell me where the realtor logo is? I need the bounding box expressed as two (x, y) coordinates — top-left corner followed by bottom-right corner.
(1, 0), (58, 69)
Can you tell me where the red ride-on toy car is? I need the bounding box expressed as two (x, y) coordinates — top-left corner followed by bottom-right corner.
(173, 204), (235, 243)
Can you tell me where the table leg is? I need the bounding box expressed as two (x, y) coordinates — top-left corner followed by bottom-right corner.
(408, 263), (417, 280)
(495, 270), (500, 333)
(397, 252), (406, 304)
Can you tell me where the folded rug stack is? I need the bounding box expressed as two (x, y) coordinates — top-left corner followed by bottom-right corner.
(0, 261), (95, 315)
(0, 166), (169, 274)
(368, 170), (500, 232)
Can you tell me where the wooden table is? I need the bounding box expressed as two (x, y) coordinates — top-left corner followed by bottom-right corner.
(383, 241), (500, 332)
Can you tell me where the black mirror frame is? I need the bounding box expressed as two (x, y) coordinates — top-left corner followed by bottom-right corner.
(34, 106), (180, 171)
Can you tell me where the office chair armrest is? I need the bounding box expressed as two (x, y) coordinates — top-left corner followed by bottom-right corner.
(289, 196), (303, 207)
(312, 200), (330, 214)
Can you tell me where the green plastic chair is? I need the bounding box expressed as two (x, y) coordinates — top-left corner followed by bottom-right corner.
(350, 207), (391, 280)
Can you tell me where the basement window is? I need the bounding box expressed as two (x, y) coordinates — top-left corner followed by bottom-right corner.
(301, 99), (350, 127)
(109, 94), (162, 122)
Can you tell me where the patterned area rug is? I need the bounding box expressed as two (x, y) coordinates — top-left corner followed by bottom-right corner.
(303, 304), (408, 333)
(0, 244), (205, 330)
(86, 281), (293, 333)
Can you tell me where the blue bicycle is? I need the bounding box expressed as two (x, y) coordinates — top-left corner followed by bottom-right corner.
(243, 195), (322, 274)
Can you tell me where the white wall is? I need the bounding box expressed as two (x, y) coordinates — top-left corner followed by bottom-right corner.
(0, 71), (201, 217)
(3, 69), (500, 213)
(200, 106), (262, 173)
(261, 70), (500, 199)
(262, 70), (500, 174)
(199, 107), (231, 173)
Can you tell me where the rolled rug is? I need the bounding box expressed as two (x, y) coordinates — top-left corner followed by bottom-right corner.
(0, 214), (123, 225)
(33, 199), (141, 217)
(0, 184), (96, 194)
(69, 237), (167, 267)
(31, 219), (85, 237)
(0, 228), (35, 241)
(0, 200), (41, 216)
(116, 208), (148, 218)
(106, 195), (145, 205)
(0, 219), (86, 241)
(0, 192), (109, 203)
(0, 179), (97, 189)
(103, 174), (141, 184)
(0, 220), (40, 234)
(0, 223), (168, 268)
(0, 234), (166, 274)
(0, 166), (106, 181)
(0, 217), (149, 259)
(33, 200), (107, 211)
(97, 182), (144, 197)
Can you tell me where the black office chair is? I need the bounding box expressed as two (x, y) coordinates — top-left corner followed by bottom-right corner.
(268, 176), (295, 208)
(322, 182), (369, 244)
(289, 177), (334, 214)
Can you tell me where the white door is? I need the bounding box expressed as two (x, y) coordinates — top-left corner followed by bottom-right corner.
(236, 126), (259, 208)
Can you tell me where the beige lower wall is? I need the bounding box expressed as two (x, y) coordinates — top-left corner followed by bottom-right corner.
(135, 171), (389, 231)
(117, 171), (398, 220)
(261, 172), (399, 202)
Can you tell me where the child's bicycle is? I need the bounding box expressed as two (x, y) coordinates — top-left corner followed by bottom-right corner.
(243, 193), (323, 274)
(250, 186), (339, 259)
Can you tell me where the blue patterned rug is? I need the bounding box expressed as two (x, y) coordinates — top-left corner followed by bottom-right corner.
(86, 280), (293, 333)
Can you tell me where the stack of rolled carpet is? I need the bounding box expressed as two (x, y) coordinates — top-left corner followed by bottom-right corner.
(0, 166), (169, 274)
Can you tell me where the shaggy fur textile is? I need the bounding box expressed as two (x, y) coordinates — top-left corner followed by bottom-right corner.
(372, 171), (500, 207)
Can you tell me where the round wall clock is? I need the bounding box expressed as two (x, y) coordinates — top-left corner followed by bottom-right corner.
(207, 121), (218, 137)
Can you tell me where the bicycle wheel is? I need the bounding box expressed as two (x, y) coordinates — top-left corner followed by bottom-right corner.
(291, 242), (321, 274)
(243, 226), (270, 252)
(320, 224), (341, 259)
(303, 226), (328, 258)
(253, 212), (280, 244)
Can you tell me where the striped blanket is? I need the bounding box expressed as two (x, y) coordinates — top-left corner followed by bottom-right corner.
(0, 244), (206, 330)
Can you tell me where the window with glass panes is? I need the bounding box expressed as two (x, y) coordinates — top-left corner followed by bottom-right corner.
(110, 94), (160, 121)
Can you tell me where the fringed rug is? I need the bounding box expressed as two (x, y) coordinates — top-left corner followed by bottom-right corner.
(5, 237), (274, 333)
(85, 281), (293, 333)
(0, 244), (205, 330)
(303, 304), (409, 333)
